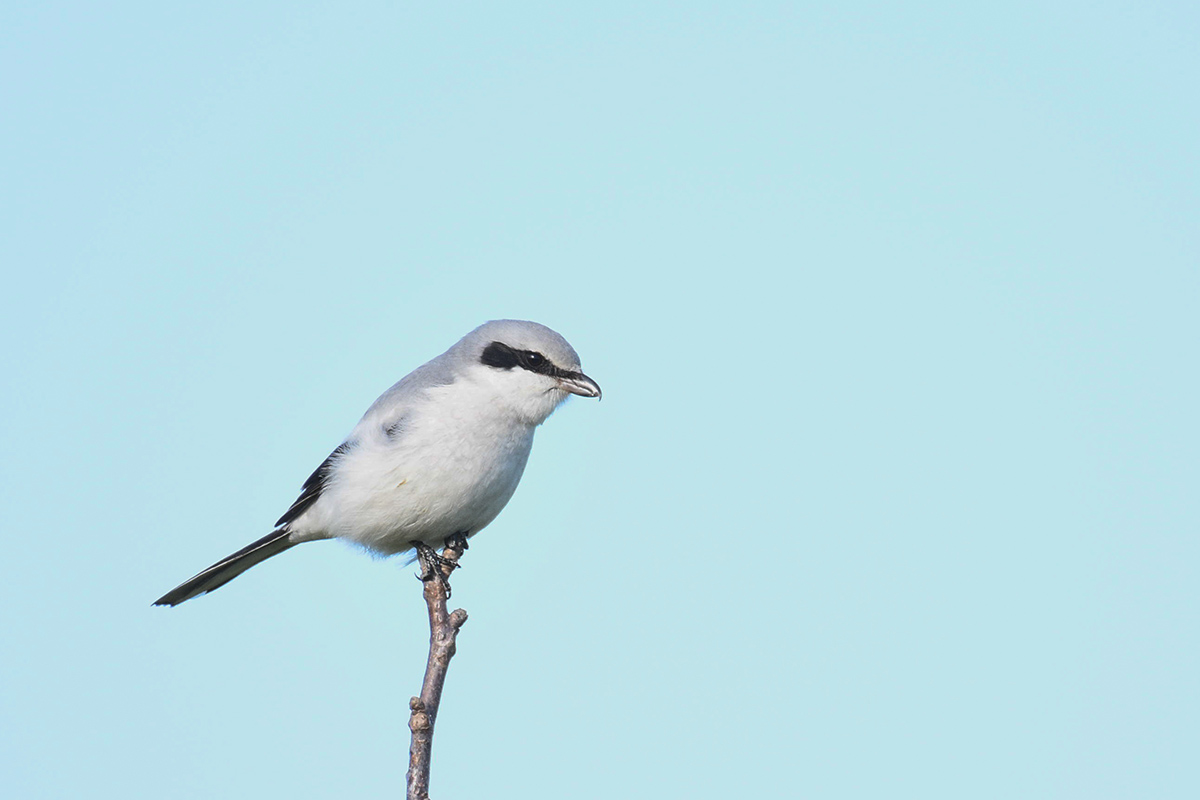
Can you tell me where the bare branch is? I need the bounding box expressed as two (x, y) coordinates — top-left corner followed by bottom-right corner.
(406, 539), (469, 800)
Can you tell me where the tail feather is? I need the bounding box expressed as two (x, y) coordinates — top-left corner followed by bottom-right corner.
(154, 530), (297, 607)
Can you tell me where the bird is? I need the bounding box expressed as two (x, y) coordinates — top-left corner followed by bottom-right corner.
(154, 319), (601, 607)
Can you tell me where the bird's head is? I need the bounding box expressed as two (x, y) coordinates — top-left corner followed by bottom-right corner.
(459, 320), (601, 425)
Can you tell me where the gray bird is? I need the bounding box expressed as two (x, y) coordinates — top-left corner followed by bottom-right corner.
(154, 320), (600, 606)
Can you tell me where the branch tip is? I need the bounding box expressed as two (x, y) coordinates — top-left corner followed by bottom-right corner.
(407, 543), (469, 799)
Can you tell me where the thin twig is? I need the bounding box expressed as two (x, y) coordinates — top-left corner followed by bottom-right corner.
(406, 540), (468, 800)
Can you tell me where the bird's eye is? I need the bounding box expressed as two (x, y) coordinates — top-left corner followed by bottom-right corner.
(524, 351), (545, 367)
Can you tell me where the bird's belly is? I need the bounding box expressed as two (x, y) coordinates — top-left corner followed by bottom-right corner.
(316, 426), (534, 555)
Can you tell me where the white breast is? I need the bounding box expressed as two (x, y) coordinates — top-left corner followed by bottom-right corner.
(289, 377), (538, 555)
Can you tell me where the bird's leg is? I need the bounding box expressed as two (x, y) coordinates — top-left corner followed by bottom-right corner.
(413, 542), (439, 581)
(444, 531), (469, 554)
(413, 541), (456, 598)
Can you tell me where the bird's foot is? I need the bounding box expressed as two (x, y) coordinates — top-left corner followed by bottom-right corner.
(413, 541), (457, 598)
(444, 531), (469, 553)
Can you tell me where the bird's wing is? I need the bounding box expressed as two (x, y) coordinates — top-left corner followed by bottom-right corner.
(273, 353), (454, 529)
(275, 441), (354, 528)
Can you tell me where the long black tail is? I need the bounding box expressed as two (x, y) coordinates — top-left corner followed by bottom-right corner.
(154, 530), (297, 607)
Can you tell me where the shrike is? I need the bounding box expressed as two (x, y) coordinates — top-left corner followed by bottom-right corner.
(154, 320), (601, 607)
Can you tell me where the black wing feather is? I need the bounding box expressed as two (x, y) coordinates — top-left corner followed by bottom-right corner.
(275, 441), (354, 528)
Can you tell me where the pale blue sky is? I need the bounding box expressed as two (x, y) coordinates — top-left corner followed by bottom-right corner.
(2, 2), (1197, 798)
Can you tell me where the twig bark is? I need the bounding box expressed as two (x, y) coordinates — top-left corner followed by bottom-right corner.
(406, 540), (468, 800)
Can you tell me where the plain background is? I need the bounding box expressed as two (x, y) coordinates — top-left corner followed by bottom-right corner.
(2, 2), (1196, 798)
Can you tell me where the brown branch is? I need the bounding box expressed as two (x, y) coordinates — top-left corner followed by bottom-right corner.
(406, 540), (469, 800)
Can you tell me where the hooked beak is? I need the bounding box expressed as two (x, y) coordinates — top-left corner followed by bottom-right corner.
(557, 371), (602, 399)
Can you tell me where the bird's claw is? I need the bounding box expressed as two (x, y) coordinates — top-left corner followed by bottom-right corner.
(413, 541), (457, 598)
